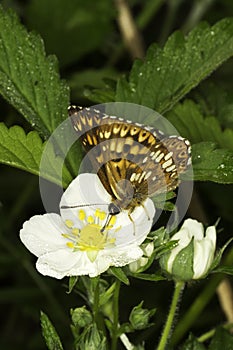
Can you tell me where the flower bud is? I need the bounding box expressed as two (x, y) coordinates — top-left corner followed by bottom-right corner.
(129, 242), (154, 273)
(71, 306), (92, 328)
(129, 301), (156, 330)
(160, 219), (216, 281)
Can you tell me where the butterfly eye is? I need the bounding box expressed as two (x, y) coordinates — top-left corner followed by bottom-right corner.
(108, 203), (121, 215)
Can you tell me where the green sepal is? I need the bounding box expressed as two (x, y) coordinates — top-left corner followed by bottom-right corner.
(40, 311), (64, 350)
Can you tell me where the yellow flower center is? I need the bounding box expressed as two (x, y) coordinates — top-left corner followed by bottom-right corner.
(62, 208), (120, 261)
(77, 224), (114, 251)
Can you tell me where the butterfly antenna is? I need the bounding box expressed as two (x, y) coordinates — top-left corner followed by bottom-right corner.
(60, 203), (108, 209)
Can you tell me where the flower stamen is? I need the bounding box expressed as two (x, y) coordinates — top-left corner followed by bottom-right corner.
(63, 208), (119, 261)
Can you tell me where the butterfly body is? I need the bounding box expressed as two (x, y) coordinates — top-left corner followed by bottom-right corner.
(69, 105), (191, 215)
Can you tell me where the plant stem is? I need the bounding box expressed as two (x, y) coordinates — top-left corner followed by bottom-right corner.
(120, 333), (134, 350)
(114, 0), (145, 59)
(198, 322), (233, 343)
(111, 279), (121, 350)
(92, 276), (100, 324)
(157, 280), (185, 350)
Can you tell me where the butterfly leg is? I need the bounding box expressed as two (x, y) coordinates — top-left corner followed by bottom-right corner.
(127, 210), (136, 235)
(141, 202), (150, 221)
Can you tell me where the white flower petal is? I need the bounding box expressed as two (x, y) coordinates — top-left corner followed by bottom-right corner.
(193, 240), (214, 279)
(104, 245), (143, 266)
(205, 226), (217, 246)
(143, 242), (154, 257)
(171, 227), (192, 243)
(62, 251), (110, 278)
(36, 248), (86, 279)
(129, 257), (148, 273)
(20, 213), (67, 257)
(60, 173), (155, 247)
(181, 218), (204, 239)
(110, 198), (155, 247)
(37, 244), (143, 279)
(71, 246), (142, 277)
(60, 173), (110, 223)
(193, 226), (216, 279)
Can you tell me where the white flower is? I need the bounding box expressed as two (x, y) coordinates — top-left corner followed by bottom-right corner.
(20, 174), (155, 279)
(160, 218), (217, 280)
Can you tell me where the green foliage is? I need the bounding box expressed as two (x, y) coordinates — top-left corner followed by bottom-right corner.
(0, 6), (69, 138)
(69, 68), (118, 102)
(0, 123), (72, 186)
(74, 323), (107, 350)
(99, 282), (116, 307)
(191, 142), (233, 183)
(116, 19), (233, 113)
(210, 237), (233, 272)
(166, 100), (233, 151)
(26, 0), (114, 68)
(108, 267), (130, 285)
(209, 327), (233, 349)
(68, 276), (79, 294)
(180, 334), (206, 350)
(130, 273), (165, 282)
(40, 311), (64, 350)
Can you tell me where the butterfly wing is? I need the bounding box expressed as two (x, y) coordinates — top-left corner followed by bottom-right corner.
(69, 106), (191, 209)
(69, 105), (161, 197)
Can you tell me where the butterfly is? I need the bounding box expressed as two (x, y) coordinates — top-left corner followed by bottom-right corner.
(68, 105), (191, 220)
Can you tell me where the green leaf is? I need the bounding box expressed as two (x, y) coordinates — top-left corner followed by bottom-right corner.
(76, 323), (107, 350)
(117, 322), (134, 335)
(191, 142), (233, 184)
(67, 276), (79, 294)
(180, 333), (206, 350)
(154, 240), (179, 259)
(192, 82), (233, 130)
(210, 237), (233, 272)
(116, 19), (233, 113)
(0, 6), (69, 138)
(99, 282), (116, 307)
(209, 327), (233, 350)
(84, 86), (116, 104)
(26, 0), (114, 68)
(0, 123), (72, 187)
(130, 273), (165, 282)
(108, 267), (130, 285)
(40, 311), (64, 350)
(69, 68), (118, 102)
(149, 226), (167, 246)
(212, 265), (233, 275)
(152, 190), (176, 211)
(166, 100), (233, 151)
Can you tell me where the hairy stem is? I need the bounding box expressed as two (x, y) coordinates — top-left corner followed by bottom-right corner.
(157, 280), (185, 350)
(111, 279), (121, 350)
